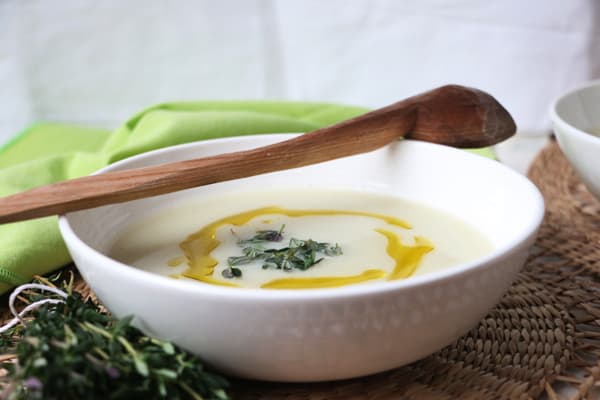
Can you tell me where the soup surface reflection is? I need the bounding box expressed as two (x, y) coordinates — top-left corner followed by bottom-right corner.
(110, 189), (493, 289)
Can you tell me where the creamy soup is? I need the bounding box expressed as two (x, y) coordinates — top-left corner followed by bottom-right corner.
(588, 127), (600, 137)
(110, 189), (493, 289)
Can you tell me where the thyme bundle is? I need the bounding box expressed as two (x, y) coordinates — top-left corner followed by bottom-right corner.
(222, 225), (342, 279)
(0, 275), (230, 400)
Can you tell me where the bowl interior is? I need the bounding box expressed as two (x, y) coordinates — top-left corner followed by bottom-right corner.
(554, 83), (600, 138)
(63, 134), (544, 291)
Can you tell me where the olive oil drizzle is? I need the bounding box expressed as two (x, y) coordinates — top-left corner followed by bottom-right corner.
(174, 206), (431, 289)
(261, 269), (386, 289)
(374, 229), (434, 280)
(167, 256), (186, 267)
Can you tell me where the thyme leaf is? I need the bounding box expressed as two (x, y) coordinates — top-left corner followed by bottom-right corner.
(236, 224), (285, 245)
(222, 226), (342, 279)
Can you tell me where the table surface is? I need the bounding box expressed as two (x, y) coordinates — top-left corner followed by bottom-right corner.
(494, 134), (550, 174)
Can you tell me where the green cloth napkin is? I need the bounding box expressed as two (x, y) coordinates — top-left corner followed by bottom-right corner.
(0, 101), (494, 294)
(0, 101), (371, 294)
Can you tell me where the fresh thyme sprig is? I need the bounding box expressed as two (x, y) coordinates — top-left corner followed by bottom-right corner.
(0, 273), (230, 400)
(222, 226), (342, 279)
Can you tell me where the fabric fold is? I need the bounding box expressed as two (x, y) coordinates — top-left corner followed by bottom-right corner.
(0, 101), (368, 294)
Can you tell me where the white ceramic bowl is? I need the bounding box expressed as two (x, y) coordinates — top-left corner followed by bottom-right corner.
(551, 80), (600, 199)
(59, 134), (544, 382)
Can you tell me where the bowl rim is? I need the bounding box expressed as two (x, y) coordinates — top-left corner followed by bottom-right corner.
(58, 134), (545, 301)
(550, 79), (600, 145)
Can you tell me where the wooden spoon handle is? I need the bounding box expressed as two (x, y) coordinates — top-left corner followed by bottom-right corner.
(0, 85), (515, 224)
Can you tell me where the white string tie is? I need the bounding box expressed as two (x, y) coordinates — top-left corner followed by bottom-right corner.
(0, 283), (68, 334)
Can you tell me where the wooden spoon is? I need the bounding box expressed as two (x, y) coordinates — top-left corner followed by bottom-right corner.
(0, 85), (516, 224)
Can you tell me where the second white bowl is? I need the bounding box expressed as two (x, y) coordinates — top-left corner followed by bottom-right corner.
(551, 80), (600, 199)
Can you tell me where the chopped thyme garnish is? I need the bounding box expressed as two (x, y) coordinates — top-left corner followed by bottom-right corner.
(221, 225), (342, 279)
(221, 266), (242, 278)
(236, 224), (285, 245)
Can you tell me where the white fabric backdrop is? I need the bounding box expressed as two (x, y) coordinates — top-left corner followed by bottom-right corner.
(1, 0), (599, 169)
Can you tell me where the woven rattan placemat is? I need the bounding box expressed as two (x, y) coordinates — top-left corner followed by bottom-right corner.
(2, 141), (599, 399)
(231, 141), (600, 400)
